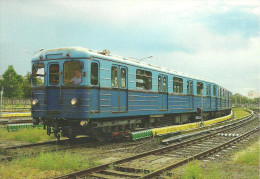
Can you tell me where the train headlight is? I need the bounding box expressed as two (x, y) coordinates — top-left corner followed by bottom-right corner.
(80, 120), (89, 126)
(71, 98), (78, 106)
(32, 99), (38, 106)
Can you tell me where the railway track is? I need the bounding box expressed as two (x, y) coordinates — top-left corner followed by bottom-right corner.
(55, 112), (259, 179)
(1, 137), (99, 162)
(1, 136), (139, 163)
(0, 119), (32, 125)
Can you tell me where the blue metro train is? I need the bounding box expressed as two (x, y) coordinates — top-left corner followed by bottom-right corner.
(31, 47), (232, 140)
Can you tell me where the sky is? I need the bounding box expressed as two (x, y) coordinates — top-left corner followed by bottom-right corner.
(0, 0), (259, 96)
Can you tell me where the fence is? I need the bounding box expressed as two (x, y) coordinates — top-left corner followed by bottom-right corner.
(3, 98), (31, 105)
(1, 98), (31, 112)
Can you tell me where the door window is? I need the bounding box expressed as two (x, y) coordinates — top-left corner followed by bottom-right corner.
(158, 75), (162, 91)
(163, 76), (167, 92)
(91, 62), (99, 85)
(49, 64), (59, 85)
(111, 66), (118, 87)
(121, 68), (126, 88)
(187, 80), (193, 94)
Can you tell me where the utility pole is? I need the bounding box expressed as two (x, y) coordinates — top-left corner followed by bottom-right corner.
(200, 86), (204, 127)
(0, 86), (3, 117)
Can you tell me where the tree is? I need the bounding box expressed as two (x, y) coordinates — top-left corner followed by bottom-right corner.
(22, 72), (31, 98)
(0, 65), (24, 98)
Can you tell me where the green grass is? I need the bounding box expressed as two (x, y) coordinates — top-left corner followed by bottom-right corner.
(0, 127), (55, 143)
(177, 140), (259, 179)
(233, 108), (250, 119)
(232, 140), (259, 166)
(0, 150), (99, 178)
(182, 161), (221, 179)
(183, 161), (201, 179)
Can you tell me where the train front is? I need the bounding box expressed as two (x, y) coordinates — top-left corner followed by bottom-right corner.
(31, 47), (91, 139)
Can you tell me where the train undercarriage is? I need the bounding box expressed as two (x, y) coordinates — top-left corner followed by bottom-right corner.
(33, 109), (231, 141)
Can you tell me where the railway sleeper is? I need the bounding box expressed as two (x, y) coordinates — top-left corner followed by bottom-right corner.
(100, 169), (143, 178)
(89, 172), (121, 179)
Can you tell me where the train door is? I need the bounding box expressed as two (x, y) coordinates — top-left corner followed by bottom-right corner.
(47, 63), (61, 111)
(158, 75), (168, 110)
(90, 61), (100, 112)
(207, 84), (211, 109)
(187, 80), (193, 109)
(111, 65), (128, 112)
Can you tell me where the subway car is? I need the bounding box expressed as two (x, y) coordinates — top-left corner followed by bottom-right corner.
(31, 47), (232, 140)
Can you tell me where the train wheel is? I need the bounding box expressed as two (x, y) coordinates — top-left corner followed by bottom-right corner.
(96, 135), (112, 142)
(68, 133), (77, 140)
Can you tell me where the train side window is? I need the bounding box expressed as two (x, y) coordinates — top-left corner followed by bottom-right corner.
(163, 76), (167, 92)
(91, 62), (99, 85)
(206, 84), (211, 96)
(121, 68), (126, 88)
(213, 85), (216, 96)
(32, 63), (45, 86)
(49, 64), (59, 85)
(197, 82), (203, 95)
(136, 69), (152, 90)
(111, 66), (118, 87)
(173, 77), (183, 93)
(158, 75), (161, 91)
(187, 80), (193, 94)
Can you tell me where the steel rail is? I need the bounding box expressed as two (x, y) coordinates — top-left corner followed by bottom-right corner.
(0, 116), (31, 120)
(55, 112), (257, 179)
(1, 140), (100, 163)
(142, 126), (260, 178)
(4, 136), (93, 150)
(0, 119), (32, 125)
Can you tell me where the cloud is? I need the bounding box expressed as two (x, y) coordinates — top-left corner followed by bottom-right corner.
(200, 8), (260, 38)
(0, 0), (259, 95)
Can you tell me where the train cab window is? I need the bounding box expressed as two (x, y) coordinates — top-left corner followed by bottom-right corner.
(32, 63), (45, 86)
(163, 76), (167, 92)
(91, 62), (99, 85)
(173, 77), (183, 93)
(111, 66), (118, 87)
(197, 82), (203, 95)
(63, 61), (83, 85)
(213, 85), (216, 96)
(187, 80), (193, 95)
(206, 84), (211, 96)
(136, 69), (152, 90)
(121, 68), (126, 88)
(49, 64), (59, 85)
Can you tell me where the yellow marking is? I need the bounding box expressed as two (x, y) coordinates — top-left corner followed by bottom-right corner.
(152, 112), (233, 136)
(2, 113), (31, 118)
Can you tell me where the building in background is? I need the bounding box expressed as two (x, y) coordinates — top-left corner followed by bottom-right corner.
(248, 91), (260, 99)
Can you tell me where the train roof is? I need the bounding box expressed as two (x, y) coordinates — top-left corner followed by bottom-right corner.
(32, 47), (230, 91)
